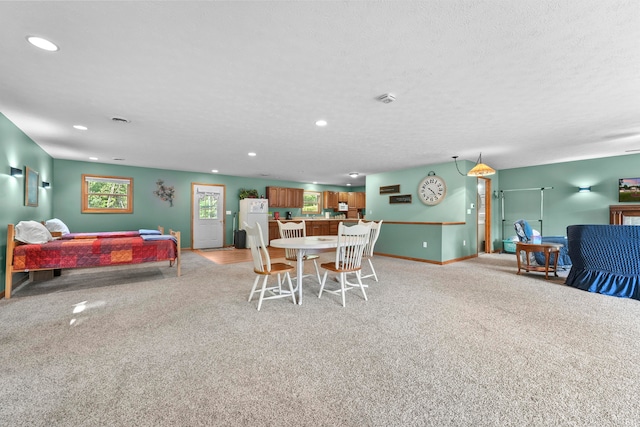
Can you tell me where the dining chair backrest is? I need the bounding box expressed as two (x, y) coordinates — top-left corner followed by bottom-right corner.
(333, 222), (372, 271)
(277, 220), (306, 260)
(358, 219), (383, 258)
(244, 221), (271, 274)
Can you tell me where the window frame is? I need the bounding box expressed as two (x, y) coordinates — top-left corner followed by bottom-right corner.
(198, 192), (220, 220)
(302, 191), (322, 215)
(81, 174), (133, 214)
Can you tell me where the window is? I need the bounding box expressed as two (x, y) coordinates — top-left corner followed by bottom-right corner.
(199, 193), (219, 220)
(82, 174), (133, 213)
(302, 191), (322, 214)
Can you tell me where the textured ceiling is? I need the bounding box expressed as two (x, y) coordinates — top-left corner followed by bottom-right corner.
(1, 1), (639, 186)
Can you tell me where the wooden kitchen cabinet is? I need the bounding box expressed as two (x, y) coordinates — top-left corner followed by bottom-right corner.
(268, 221), (280, 242)
(306, 220), (331, 236)
(266, 186), (302, 208)
(286, 188), (303, 208)
(338, 192), (349, 203)
(266, 186), (283, 207)
(323, 191), (338, 209)
(343, 192), (366, 209)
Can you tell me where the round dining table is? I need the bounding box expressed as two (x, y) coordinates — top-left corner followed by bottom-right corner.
(269, 235), (338, 304)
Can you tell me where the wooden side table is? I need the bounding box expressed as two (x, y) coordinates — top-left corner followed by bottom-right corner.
(515, 242), (562, 280)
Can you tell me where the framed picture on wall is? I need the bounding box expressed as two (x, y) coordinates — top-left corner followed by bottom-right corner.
(25, 166), (39, 207)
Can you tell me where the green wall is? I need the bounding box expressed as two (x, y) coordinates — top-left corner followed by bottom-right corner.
(366, 153), (640, 262)
(53, 159), (361, 248)
(498, 154), (640, 237)
(1, 113), (54, 294)
(366, 160), (483, 263)
(3, 109), (639, 294)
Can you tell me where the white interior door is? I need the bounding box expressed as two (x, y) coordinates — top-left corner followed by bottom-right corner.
(192, 184), (224, 249)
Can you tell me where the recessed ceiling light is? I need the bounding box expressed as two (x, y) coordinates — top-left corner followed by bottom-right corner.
(211, 169), (219, 173)
(89, 157), (98, 161)
(315, 120), (327, 127)
(346, 183), (352, 186)
(312, 181), (318, 184)
(26, 36), (59, 52)
(73, 125), (88, 130)
(248, 152), (257, 157)
(349, 172), (359, 178)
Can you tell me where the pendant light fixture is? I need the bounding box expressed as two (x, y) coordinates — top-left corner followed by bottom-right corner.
(453, 153), (496, 177)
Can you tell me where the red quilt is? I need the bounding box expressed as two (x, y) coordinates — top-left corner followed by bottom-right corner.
(12, 237), (177, 271)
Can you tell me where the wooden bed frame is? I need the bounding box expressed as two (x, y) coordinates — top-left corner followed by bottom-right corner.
(4, 224), (181, 299)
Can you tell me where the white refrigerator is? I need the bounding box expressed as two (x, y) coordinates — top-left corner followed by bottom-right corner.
(239, 198), (269, 248)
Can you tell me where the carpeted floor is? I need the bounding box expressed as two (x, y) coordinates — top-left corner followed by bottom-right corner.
(1, 252), (639, 426)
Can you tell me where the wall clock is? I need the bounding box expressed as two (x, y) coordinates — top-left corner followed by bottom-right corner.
(418, 173), (446, 205)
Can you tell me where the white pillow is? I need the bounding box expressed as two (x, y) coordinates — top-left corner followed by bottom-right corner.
(45, 218), (71, 235)
(15, 220), (54, 244)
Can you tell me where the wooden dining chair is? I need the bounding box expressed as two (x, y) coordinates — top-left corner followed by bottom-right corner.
(277, 220), (322, 284)
(318, 222), (372, 307)
(358, 219), (383, 282)
(244, 222), (296, 311)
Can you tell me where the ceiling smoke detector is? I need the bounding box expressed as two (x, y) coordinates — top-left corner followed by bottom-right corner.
(377, 93), (396, 104)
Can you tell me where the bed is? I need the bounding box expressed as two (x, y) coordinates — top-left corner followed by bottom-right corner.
(4, 222), (181, 299)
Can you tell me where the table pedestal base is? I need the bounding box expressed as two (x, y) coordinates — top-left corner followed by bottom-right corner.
(516, 243), (561, 280)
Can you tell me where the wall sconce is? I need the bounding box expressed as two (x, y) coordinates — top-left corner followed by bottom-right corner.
(10, 167), (23, 177)
(42, 181), (50, 189)
(578, 186), (591, 193)
(453, 154), (496, 177)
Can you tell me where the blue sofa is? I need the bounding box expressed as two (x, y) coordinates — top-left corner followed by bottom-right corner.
(566, 225), (640, 300)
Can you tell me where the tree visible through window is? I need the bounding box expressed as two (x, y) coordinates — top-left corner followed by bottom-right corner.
(82, 174), (133, 213)
(302, 191), (322, 214)
(199, 194), (219, 219)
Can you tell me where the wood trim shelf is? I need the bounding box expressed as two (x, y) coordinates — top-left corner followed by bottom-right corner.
(610, 205), (640, 225)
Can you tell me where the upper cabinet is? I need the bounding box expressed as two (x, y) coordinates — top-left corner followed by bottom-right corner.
(323, 191), (339, 209)
(326, 191), (365, 210)
(287, 188), (303, 208)
(269, 187), (363, 209)
(266, 186), (303, 208)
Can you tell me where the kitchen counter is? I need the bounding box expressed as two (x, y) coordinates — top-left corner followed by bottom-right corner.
(269, 217), (359, 222)
(268, 218), (362, 241)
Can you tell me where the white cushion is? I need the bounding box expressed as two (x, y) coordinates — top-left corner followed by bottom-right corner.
(45, 218), (71, 235)
(15, 220), (53, 244)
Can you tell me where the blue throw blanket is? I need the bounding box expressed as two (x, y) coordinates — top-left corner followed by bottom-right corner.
(139, 229), (162, 235)
(141, 234), (177, 244)
(534, 236), (572, 267)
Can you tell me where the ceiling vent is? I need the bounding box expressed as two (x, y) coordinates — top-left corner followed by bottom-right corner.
(111, 116), (131, 123)
(377, 93), (396, 104)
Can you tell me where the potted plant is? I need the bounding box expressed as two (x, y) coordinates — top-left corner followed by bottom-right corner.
(239, 188), (259, 199)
